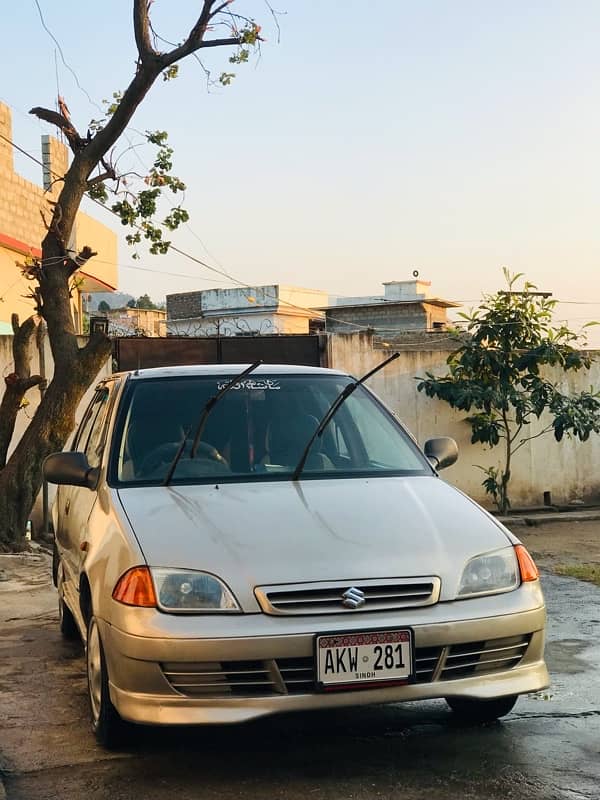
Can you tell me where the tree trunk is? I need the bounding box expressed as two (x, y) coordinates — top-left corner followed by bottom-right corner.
(0, 323), (110, 552)
(0, 1), (249, 550)
(0, 315), (45, 469)
(499, 410), (512, 514)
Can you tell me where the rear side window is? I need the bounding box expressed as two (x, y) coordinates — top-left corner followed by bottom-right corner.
(74, 386), (112, 468)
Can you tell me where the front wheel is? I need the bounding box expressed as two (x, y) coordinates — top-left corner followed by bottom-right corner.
(56, 562), (79, 641)
(86, 617), (129, 748)
(446, 694), (518, 722)
(58, 594), (79, 640)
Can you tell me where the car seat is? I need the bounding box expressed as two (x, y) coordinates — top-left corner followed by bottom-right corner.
(262, 413), (334, 472)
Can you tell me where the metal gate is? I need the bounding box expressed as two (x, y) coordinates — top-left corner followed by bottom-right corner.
(113, 334), (327, 372)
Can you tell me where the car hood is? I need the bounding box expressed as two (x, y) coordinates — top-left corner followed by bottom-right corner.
(117, 476), (512, 608)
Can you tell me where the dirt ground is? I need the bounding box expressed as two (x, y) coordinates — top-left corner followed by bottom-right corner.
(1, 517), (600, 800)
(515, 518), (600, 573)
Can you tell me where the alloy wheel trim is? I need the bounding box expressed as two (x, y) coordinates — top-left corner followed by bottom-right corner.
(87, 619), (102, 726)
(57, 564), (65, 623)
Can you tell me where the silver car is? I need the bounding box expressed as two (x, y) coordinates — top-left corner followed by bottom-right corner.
(45, 363), (548, 747)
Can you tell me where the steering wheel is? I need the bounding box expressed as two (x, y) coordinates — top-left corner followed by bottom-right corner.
(139, 439), (229, 477)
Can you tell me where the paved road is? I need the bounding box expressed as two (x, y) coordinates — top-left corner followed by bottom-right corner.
(0, 551), (599, 800)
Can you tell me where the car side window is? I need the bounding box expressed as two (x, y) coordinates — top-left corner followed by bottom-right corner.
(73, 398), (99, 454)
(74, 386), (112, 468)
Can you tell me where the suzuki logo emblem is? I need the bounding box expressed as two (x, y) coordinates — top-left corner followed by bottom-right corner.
(342, 587), (366, 609)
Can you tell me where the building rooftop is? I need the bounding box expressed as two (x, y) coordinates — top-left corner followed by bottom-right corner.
(317, 279), (460, 311)
(317, 297), (460, 311)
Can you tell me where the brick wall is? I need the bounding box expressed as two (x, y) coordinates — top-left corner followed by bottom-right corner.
(167, 290), (204, 320)
(325, 303), (429, 333)
(0, 103), (118, 329)
(0, 103), (64, 248)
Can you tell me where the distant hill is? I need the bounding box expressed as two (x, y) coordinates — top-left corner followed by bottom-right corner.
(88, 292), (134, 311)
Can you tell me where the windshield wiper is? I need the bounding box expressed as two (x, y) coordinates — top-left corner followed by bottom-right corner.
(292, 352), (400, 482)
(163, 361), (261, 486)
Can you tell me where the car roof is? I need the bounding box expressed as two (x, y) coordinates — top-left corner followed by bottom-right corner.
(114, 364), (350, 381)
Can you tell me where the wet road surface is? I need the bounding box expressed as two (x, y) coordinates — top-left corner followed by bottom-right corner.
(0, 559), (598, 800)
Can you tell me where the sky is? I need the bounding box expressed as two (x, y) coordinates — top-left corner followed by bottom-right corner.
(1, 0), (599, 339)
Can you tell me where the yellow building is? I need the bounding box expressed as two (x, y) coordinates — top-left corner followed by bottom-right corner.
(106, 307), (166, 337)
(0, 103), (117, 333)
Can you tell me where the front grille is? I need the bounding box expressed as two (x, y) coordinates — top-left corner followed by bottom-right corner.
(415, 646), (443, 683)
(439, 634), (531, 680)
(255, 577), (441, 615)
(276, 657), (315, 693)
(161, 635), (531, 698)
(162, 658), (317, 698)
(162, 660), (278, 696)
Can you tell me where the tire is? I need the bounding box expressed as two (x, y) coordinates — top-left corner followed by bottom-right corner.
(86, 616), (129, 748)
(59, 594), (80, 640)
(56, 561), (80, 641)
(52, 541), (59, 587)
(446, 694), (518, 722)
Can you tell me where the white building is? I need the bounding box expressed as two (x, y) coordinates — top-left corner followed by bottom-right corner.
(319, 279), (460, 334)
(166, 285), (329, 336)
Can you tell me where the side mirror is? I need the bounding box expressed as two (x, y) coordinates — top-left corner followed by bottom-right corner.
(43, 452), (100, 490)
(424, 437), (458, 471)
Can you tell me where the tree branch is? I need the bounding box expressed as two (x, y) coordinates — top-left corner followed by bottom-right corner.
(78, 328), (113, 379)
(11, 314), (37, 375)
(29, 106), (87, 153)
(62, 245), (98, 278)
(87, 172), (114, 187)
(512, 425), (555, 455)
(84, 3), (242, 173)
(210, 1), (235, 19)
(509, 423), (524, 445)
(19, 375), (45, 392)
(162, 36), (240, 65)
(133, 0), (156, 62)
(159, 0), (240, 67)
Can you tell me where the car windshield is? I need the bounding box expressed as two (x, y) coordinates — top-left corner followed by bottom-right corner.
(110, 373), (431, 486)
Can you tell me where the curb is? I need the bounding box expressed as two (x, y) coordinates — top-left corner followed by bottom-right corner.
(498, 511), (600, 527)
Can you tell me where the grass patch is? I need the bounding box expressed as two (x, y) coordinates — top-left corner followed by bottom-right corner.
(554, 564), (600, 587)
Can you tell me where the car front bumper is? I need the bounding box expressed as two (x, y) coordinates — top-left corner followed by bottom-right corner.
(100, 581), (549, 726)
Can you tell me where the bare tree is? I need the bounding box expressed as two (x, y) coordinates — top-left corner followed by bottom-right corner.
(0, 1), (263, 550)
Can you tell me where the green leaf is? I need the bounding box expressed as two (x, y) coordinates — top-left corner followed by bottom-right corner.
(414, 269), (600, 511)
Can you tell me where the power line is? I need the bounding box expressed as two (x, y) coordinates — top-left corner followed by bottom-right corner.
(2, 128), (599, 335)
(32, 0), (102, 112)
(0, 106), (466, 332)
(0, 128), (341, 323)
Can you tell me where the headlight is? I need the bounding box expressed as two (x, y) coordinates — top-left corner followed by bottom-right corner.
(457, 547), (519, 598)
(151, 569), (240, 613)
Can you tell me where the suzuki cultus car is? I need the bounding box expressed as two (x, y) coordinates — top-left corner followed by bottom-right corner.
(45, 362), (548, 747)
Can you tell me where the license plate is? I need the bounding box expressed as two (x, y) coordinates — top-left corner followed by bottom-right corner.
(316, 629), (413, 688)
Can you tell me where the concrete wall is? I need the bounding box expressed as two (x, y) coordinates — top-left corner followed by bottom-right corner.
(167, 285), (328, 335)
(167, 311), (312, 336)
(329, 331), (600, 509)
(73, 211), (118, 291)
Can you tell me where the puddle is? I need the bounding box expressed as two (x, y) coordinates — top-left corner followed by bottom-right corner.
(545, 639), (593, 674)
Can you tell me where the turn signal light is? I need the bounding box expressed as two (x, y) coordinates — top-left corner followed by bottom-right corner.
(514, 545), (539, 582)
(112, 566), (157, 607)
